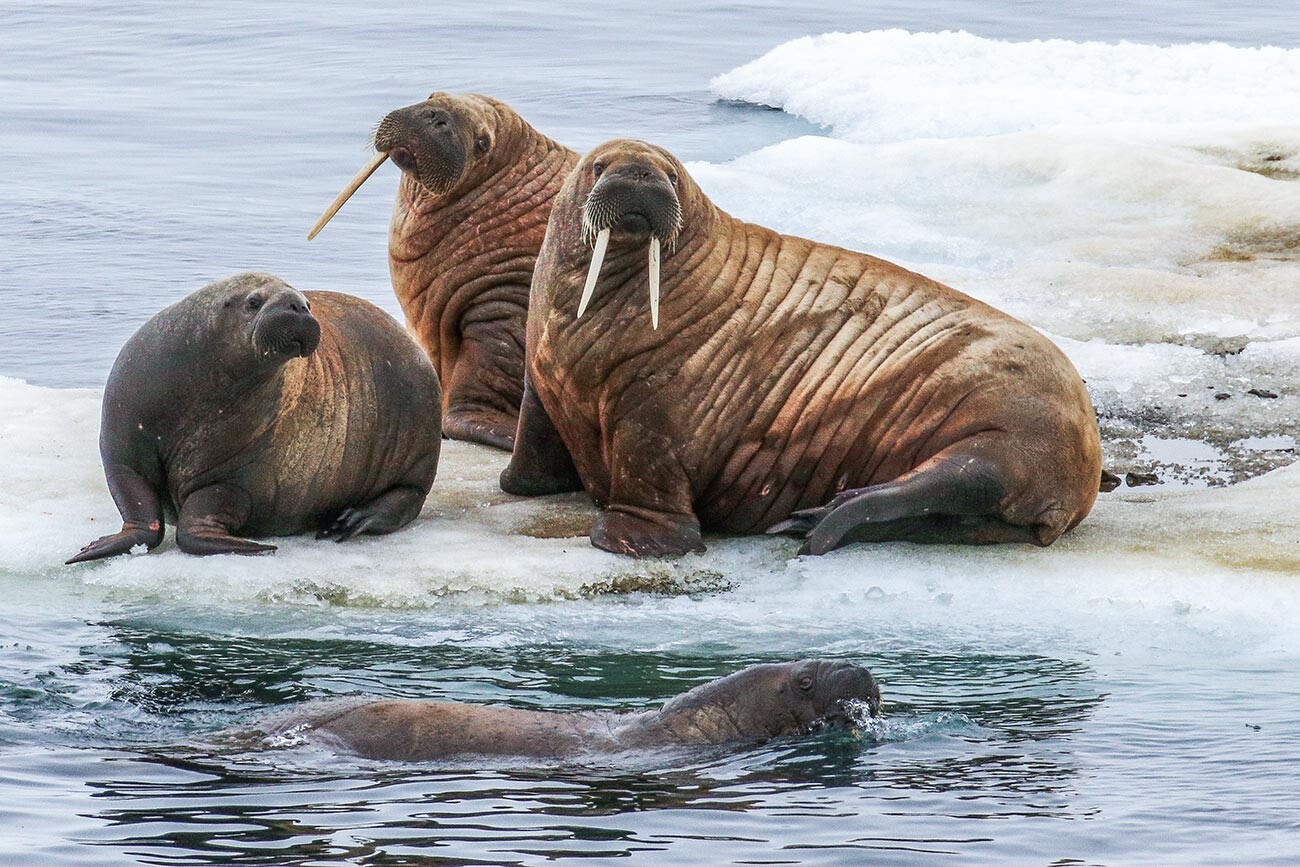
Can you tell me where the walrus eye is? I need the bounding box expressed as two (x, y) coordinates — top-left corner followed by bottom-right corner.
(475, 134), (491, 154)
(592, 161), (605, 178)
(798, 675), (814, 691)
(246, 297), (263, 311)
(668, 171), (679, 186)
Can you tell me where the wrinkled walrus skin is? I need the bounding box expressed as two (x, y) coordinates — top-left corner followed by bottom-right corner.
(258, 660), (880, 761)
(68, 272), (442, 562)
(379, 93), (577, 450)
(501, 139), (1102, 557)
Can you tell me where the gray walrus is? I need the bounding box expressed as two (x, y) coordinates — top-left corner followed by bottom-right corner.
(501, 139), (1102, 557)
(309, 92), (578, 450)
(67, 272), (442, 562)
(256, 660), (880, 761)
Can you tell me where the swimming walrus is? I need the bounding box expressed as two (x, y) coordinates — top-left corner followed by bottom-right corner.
(256, 659), (880, 761)
(501, 139), (1102, 557)
(309, 92), (578, 450)
(67, 272), (442, 562)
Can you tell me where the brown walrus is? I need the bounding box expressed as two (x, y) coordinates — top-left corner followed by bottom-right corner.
(67, 272), (442, 562)
(309, 93), (577, 450)
(254, 660), (880, 761)
(501, 139), (1102, 557)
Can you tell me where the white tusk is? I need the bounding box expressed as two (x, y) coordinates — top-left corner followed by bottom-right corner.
(576, 227), (610, 319)
(648, 236), (660, 330)
(307, 151), (390, 240)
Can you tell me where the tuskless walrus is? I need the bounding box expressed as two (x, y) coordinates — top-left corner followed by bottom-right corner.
(254, 659), (880, 761)
(68, 272), (442, 561)
(309, 93), (577, 450)
(501, 139), (1102, 557)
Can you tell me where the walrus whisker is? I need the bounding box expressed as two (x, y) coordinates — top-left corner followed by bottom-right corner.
(307, 151), (390, 240)
(577, 228), (610, 319)
(648, 236), (661, 330)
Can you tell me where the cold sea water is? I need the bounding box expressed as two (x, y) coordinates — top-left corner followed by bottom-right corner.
(2, 1), (1300, 864)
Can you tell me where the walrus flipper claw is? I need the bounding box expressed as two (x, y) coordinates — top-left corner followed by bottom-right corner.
(767, 488), (873, 537)
(317, 508), (375, 542)
(766, 508), (825, 537)
(317, 485), (427, 542)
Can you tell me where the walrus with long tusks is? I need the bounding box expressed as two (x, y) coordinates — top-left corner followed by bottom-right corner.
(309, 93), (577, 450)
(67, 272), (442, 562)
(501, 139), (1102, 557)
(251, 660), (880, 761)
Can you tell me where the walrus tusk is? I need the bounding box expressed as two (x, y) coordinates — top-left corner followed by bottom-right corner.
(576, 227), (610, 318)
(307, 151), (390, 240)
(648, 236), (660, 330)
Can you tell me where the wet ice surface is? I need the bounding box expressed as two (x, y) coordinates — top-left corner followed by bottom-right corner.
(8, 375), (1295, 603)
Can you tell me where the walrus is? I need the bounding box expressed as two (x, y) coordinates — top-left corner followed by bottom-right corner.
(253, 660), (880, 761)
(67, 272), (442, 562)
(500, 139), (1102, 557)
(309, 92), (578, 450)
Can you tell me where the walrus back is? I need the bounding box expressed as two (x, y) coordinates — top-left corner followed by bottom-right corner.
(675, 222), (1093, 536)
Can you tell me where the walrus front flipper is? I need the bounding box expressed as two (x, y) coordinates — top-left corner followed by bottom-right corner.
(67, 465), (167, 566)
(500, 374), (583, 496)
(591, 507), (705, 559)
(442, 328), (524, 452)
(591, 424), (705, 559)
(67, 462), (166, 564)
(175, 484), (276, 556)
(768, 446), (1043, 555)
(316, 484), (427, 542)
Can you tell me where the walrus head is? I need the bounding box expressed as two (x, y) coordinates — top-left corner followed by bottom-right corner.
(656, 659), (881, 744)
(308, 93), (507, 239)
(573, 140), (689, 329)
(215, 273), (321, 364)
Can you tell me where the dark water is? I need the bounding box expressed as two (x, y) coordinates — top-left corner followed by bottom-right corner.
(5, 562), (1300, 866)
(3, 2), (1300, 865)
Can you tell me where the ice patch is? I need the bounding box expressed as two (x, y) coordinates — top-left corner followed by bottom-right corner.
(1, 376), (1296, 618)
(711, 30), (1300, 143)
(704, 31), (1300, 482)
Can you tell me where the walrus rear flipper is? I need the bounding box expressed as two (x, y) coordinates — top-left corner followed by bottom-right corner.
(767, 445), (1044, 555)
(316, 484), (428, 542)
(66, 463), (166, 564)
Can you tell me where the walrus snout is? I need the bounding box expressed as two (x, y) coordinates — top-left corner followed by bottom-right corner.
(254, 293), (321, 359)
(308, 95), (485, 240)
(576, 163), (683, 329)
(819, 661), (882, 719)
(373, 101), (470, 195)
(582, 171), (681, 245)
